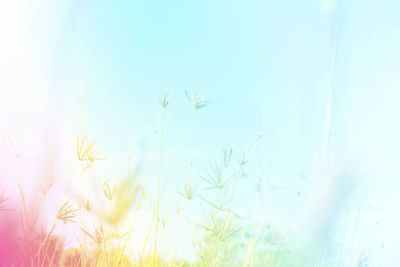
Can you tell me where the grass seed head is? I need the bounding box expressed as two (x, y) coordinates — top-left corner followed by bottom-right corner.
(57, 202), (79, 224)
(82, 224), (107, 245)
(77, 134), (106, 171)
(184, 88), (212, 110)
(178, 182), (196, 200)
(160, 84), (174, 109)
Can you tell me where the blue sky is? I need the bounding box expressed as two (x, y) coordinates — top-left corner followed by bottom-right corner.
(48, 0), (400, 188)
(53, 0), (334, 167)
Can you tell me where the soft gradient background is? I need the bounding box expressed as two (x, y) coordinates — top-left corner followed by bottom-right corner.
(1, 0), (400, 265)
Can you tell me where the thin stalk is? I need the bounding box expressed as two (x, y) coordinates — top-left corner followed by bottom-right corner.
(211, 136), (262, 267)
(79, 89), (87, 267)
(153, 106), (166, 264)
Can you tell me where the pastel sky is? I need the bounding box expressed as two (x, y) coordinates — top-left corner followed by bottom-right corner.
(1, 0), (400, 264)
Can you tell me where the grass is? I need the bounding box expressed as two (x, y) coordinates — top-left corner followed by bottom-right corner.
(0, 84), (354, 267)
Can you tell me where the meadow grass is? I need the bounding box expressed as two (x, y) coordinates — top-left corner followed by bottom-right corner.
(0, 85), (351, 267)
